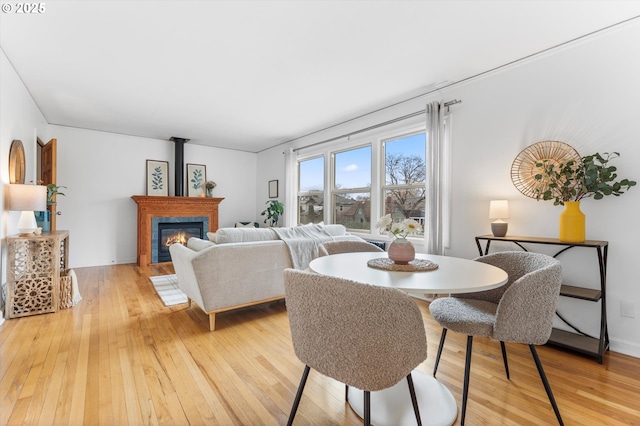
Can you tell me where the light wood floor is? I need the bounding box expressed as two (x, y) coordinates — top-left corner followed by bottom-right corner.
(1, 263), (639, 425)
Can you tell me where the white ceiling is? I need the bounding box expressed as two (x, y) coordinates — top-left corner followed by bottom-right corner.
(2, 1), (640, 153)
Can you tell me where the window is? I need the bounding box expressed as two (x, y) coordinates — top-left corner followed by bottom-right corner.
(293, 118), (440, 238)
(333, 146), (371, 230)
(297, 156), (324, 224)
(382, 132), (426, 233)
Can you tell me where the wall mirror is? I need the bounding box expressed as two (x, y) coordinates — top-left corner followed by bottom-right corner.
(9, 139), (26, 184)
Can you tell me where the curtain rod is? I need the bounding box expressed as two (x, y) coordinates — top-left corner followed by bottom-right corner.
(293, 99), (461, 153)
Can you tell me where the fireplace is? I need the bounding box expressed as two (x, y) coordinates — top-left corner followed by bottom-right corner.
(132, 196), (223, 266)
(152, 216), (207, 263)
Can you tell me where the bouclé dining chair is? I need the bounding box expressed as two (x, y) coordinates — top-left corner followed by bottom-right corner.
(429, 251), (564, 426)
(283, 268), (427, 426)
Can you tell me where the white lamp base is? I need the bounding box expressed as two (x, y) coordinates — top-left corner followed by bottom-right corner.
(17, 210), (37, 235)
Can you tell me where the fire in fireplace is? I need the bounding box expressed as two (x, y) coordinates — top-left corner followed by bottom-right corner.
(152, 216), (209, 263)
(164, 231), (190, 247)
(157, 222), (203, 262)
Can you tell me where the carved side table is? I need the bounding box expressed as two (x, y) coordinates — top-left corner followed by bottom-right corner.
(5, 230), (69, 319)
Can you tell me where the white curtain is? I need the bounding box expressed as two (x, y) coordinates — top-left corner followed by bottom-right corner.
(284, 147), (297, 227)
(425, 101), (447, 255)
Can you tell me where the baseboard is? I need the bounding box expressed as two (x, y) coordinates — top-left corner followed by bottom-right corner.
(610, 338), (640, 359)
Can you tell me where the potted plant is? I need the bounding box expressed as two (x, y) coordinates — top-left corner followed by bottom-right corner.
(204, 181), (216, 197)
(46, 183), (66, 205)
(35, 183), (66, 232)
(261, 200), (284, 227)
(534, 152), (635, 242)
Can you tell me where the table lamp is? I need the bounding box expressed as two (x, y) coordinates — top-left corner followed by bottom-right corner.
(8, 184), (47, 236)
(489, 200), (509, 237)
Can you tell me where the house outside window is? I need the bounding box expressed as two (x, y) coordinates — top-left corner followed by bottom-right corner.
(297, 156), (324, 224)
(332, 145), (372, 230)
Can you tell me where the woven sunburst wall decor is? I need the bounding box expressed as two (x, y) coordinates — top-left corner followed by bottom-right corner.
(511, 141), (581, 199)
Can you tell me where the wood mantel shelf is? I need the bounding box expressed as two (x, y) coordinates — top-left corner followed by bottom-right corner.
(132, 196), (223, 266)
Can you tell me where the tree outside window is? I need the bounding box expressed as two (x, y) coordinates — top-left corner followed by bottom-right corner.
(383, 133), (426, 233)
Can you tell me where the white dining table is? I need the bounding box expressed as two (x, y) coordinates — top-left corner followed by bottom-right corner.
(308, 252), (508, 426)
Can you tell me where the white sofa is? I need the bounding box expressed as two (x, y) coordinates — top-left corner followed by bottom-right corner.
(169, 224), (362, 330)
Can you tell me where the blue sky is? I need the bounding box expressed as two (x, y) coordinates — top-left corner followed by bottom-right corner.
(299, 132), (426, 191)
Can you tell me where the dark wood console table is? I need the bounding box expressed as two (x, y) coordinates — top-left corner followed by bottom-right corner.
(475, 235), (609, 364)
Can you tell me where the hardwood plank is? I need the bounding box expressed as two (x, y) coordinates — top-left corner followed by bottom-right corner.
(67, 313), (91, 426)
(1, 263), (639, 425)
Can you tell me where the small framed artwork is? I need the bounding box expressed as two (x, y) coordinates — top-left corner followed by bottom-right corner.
(187, 163), (207, 197)
(269, 180), (279, 198)
(146, 160), (169, 196)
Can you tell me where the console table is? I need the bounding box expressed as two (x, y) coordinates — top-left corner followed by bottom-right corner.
(5, 231), (69, 319)
(475, 235), (609, 363)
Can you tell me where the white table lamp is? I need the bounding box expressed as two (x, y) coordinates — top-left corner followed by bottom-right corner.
(9, 184), (47, 236)
(489, 200), (509, 237)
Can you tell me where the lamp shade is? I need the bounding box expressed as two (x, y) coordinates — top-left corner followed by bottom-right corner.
(9, 184), (47, 235)
(489, 200), (509, 219)
(8, 184), (47, 212)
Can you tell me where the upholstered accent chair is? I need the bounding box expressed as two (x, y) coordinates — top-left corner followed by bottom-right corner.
(429, 251), (564, 426)
(317, 240), (384, 257)
(283, 269), (427, 425)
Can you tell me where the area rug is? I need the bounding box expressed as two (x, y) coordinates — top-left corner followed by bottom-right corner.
(149, 274), (188, 306)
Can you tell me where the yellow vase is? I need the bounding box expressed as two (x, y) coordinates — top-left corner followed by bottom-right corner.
(559, 201), (585, 243)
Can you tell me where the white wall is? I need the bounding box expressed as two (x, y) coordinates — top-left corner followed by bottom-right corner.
(50, 125), (257, 267)
(255, 147), (287, 225)
(257, 21), (640, 358)
(0, 49), (49, 324)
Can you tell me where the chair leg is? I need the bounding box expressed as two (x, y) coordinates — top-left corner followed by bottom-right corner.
(461, 335), (473, 426)
(406, 374), (422, 426)
(500, 341), (510, 380)
(364, 391), (371, 426)
(433, 328), (448, 376)
(287, 365), (311, 426)
(345, 384), (349, 402)
(529, 345), (564, 426)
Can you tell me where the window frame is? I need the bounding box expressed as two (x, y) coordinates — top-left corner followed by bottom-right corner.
(293, 117), (430, 239)
(331, 144), (373, 230)
(381, 130), (427, 231)
(297, 155), (326, 224)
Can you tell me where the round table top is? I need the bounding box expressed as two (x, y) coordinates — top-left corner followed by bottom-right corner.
(308, 252), (508, 294)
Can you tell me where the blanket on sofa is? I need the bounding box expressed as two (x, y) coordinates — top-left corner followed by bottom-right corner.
(272, 225), (335, 270)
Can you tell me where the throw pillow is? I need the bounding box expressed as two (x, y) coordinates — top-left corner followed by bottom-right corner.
(235, 222), (256, 228)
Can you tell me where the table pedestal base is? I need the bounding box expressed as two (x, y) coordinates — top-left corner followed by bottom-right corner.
(347, 370), (457, 426)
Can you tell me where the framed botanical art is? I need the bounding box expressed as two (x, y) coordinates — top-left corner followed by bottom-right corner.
(268, 179), (279, 198)
(146, 160), (169, 196)
(187, 163), (206, 197)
